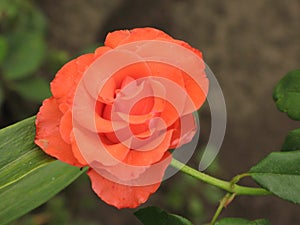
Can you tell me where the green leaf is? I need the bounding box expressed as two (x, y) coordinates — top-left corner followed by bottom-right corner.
(2, 32), (45, 80)
(273, 70), (300, 120)
(12, 77), (51, 102)
(282, 128), (300, 152)
(249, 150), (300, 204)
(23, 7), (47, 34)
(215, 217), (270, 225)
(135, 206), (193, 225)
(0, 117), (86, 225)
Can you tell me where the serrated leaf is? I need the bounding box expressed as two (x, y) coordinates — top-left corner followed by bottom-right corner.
(135, 206), (193, 225)
(249, 150), (300, 204)
(215, 217), (270, 225)
(12, 77), (51, 102)
(2, 32), (45, 80)
(0, 117), (85, 225)
(273, 70), (300, 120)
(282, 128), (300, 152)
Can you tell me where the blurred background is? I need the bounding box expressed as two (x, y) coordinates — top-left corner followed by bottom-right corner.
(0, 0), (300, 224)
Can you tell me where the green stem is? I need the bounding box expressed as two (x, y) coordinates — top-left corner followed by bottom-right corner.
(171, 158), (271, 196)
(210, 193), (235, 225)
(230, 173), (250, 187)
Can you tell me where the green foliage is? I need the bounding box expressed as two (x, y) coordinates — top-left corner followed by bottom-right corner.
(135, 206), (193, 225)
(0, 0), (47, 107)
(245, 69), (300, 212)
(0, 0), (69, 110)
(215, 218), (270, 225)
(0, 0), (47, 80)
(273, 69), (300, 120)
(0, 117), (86, 225)
(248, 68), (300, 207)
(0, 117), (51, 169)
(0, 0), (46, 32)
(249, 150), (300, 204)
(282, 128), (300, 152)
(2, 32), (46, 80)
(11, 77), (51, 102)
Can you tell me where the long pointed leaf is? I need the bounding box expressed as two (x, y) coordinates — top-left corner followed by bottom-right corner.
(0, 117), (86, 225)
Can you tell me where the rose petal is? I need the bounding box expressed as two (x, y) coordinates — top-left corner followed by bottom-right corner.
(87, 152), (171, 208)
(59, 109), (72, 144)
(88, 168), (160, 209)
(51, 49), (111, 113)
(70, 133), (88, 166)
(124, 129), (174, 166)
(82, 52), (152, 102)
(173, 39), (203, 59)
(89, 160), (148, 182)
(35, 27), (208, 210)
(94, 46), (112, 57)
(35, 98), (83, 167)
(182, 71), (209, 111)
(97, 76), (117, 104)
(72, 124), (130, 166)
(51, 54), (95, 103)
(73, 89), (127, 133)
(105, 28), (203, 62)
(169, 113), (197, 149)
(104, 28), (208, 112)
(105, 27), (172, 49)
(90, 151), (171, 184)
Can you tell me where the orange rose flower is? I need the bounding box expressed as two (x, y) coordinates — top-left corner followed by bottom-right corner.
(35, 27), (208, 208)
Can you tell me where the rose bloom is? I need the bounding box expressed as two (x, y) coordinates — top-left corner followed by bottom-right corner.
(35, 27), (208, 209)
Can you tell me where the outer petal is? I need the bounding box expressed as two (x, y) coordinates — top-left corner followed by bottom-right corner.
(35, 98), (83, 167)
(51, 49), (110, 113)
(105, 27), (173, 49)
(50, 54), (94, 100)
(87, 152), (171, 209)
(88, 169), (160, 209)
(105, 27), (203, 61)
(182, 71), (209, 110)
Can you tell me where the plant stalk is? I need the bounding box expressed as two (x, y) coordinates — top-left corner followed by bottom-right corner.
(171, 158), (271, 196)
